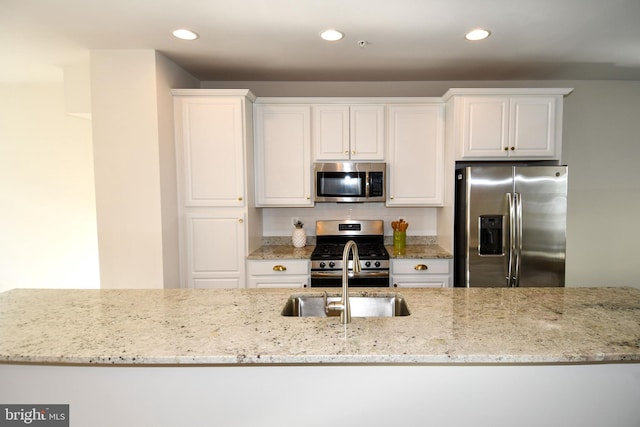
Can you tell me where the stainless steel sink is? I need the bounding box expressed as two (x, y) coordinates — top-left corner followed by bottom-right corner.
(281, 293), (410, 317)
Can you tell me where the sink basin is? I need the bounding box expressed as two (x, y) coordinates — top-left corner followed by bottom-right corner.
(281, 293), (410, 317)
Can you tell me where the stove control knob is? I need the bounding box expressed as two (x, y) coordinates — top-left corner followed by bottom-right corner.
(319, 262), (326, 268)
(375, 261), (381, 268)
(365, 261), (371, 268)
(329, 262), (335, 268)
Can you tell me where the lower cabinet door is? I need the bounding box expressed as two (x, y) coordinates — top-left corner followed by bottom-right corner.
(183, 211), (246, 288)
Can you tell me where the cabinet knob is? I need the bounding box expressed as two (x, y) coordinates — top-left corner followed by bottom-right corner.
(393, 283), (398, 287)
(510, 147), (515, 151)
(390, 195), (394, 199)
(238, 196), (243, 201)
(352, 150), (356, 154)
(415, 264), (428, 271)
(504, 147), (509, 151)
(344, 150), (349, 154)
(238, 218), (244, 224)
(273, 265), (287, 272)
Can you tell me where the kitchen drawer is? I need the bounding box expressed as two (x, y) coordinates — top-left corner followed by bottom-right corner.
(247, 260), (310, 276)
(391, 259), (450, 275)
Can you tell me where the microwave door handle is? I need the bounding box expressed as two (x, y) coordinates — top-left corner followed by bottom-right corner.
(364, 171), (370, 198)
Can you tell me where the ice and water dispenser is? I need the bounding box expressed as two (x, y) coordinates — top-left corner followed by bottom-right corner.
(479, 215), (503, 255)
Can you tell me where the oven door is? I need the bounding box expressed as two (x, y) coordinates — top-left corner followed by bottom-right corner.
(310, 271), (390, 287)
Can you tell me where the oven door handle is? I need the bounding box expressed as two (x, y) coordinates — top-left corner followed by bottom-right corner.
(311, 271), (390, 278)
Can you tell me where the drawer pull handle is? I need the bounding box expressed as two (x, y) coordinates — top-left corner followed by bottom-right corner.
(414, 264), (428, 271)
(273, 265), (287, 272)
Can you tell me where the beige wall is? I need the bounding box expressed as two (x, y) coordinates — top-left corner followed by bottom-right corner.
(0, 83), (99, 292)
(206, 80), (640, 288)
(154, 53), (199, 288)
(90, 50), (164, 289)
(90, 50), (198, 289)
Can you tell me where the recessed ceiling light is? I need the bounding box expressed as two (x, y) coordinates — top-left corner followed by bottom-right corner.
(465, 29), (491, 41)
(172, 29), (199, 41)
(320, 29), (344, 41)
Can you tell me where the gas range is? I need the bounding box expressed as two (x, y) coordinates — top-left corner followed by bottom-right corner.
(310, 220), (390, 287)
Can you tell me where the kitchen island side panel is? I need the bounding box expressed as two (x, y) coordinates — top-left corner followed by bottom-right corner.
(1, 363), (639, 427)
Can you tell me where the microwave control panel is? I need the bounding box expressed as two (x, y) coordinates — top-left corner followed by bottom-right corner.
(369, 172), (384, 197)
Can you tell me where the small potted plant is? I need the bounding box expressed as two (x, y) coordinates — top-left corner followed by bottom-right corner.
(292, 220), (306, 248)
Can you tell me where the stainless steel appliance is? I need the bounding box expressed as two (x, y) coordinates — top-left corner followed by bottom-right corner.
(310, 220), (390, 287)
(454, 165), (568, 287)
(314, 162), (385, 203)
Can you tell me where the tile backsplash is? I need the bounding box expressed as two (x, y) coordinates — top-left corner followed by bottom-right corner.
(262, 204), (438, 237)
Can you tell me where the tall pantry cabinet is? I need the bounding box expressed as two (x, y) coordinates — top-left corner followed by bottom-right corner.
(173, 90), (262, 288)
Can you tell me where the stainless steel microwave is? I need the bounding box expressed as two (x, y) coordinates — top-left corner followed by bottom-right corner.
(314, 162), (386, 203)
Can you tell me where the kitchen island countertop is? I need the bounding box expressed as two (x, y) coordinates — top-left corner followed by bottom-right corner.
(1, 287), (638, 366)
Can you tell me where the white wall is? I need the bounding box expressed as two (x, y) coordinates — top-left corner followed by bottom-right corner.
(90, 50), (165, 289)
(154, 52), (200, 288)
(0, 83), (99, 292)
(263, 205), (437, 238)
(90, 50), (199, 289)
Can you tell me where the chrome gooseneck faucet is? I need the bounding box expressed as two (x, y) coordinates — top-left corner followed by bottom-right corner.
(326, 240), (361, 324)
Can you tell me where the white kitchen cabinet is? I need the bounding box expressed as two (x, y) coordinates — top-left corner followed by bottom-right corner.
(173, 89), (260, 289)
(254, 104), (313, 207)
(391, 259), (452, 288)
(313, 104), (385, 161)
(185, 210), (246, 289)
(444, 88), (573, 161)
(247, 260), (309, 288)
(386, 104), (445, 206)
(174, 95), (247, 207)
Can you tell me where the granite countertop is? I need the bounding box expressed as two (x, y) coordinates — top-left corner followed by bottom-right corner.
(247, 239), (452, 260)
(1, 287), (639, 366)
(386, 244), (452, 259)
(247, 244), (315, 260)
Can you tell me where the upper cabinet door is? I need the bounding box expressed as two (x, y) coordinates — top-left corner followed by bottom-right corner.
(350, 105), (385, 160)
(461, 96), (509, 158)
(313, 105), (350, 161)
(386, 104), (445, 206)
(254, 104), (313, 207)
(313, 104), (385, 161)
(175, 97), (246, 207)
(508, 96), (558, 158)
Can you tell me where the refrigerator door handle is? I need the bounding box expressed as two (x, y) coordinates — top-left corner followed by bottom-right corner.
(514, 192), (523, 287)
(507, 192), (515, 287)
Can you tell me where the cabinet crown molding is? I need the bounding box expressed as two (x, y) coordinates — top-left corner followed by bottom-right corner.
(442, 88), (573, 101)
(254, 97), (442, 104)
(171, 89), (256, 102)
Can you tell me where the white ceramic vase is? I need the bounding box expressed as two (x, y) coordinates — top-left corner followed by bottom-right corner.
(292, 227), (306, 248)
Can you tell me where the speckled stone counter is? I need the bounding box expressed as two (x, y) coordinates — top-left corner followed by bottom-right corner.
(386, 244), (452, 259)
(1, 287), (639, 366)
(247, 240), (451, 260)
(247, 245), (315, 260)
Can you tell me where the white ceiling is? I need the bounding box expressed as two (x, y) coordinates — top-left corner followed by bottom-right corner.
(2, 0), (640, 83)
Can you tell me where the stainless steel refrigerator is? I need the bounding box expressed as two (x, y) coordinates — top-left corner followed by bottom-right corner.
(454, 165), (568, 287)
